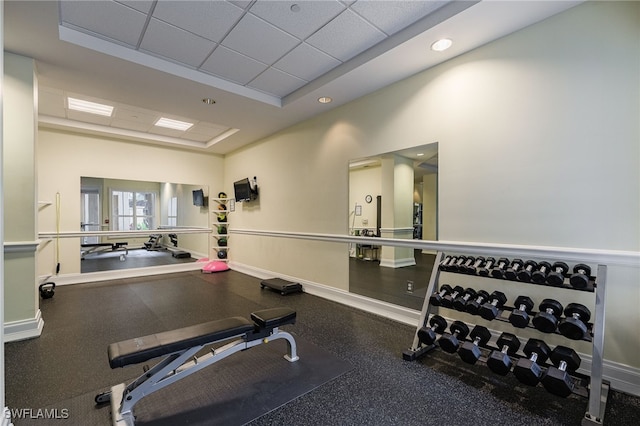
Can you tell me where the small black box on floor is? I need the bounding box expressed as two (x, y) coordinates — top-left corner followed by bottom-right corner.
(260, 278), (303, 295)
(172, 251), (191, 259)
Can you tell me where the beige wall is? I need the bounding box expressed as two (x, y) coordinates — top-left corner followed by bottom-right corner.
(224, 2), (639, 367)
(37, 130), (224, 277)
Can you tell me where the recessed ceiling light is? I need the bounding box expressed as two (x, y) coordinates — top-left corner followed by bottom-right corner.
(202, 98), (216, 105)
(431, 38), (453, 52)
(67, 97), (113, 116)
(290, 4), (301, 12)
(417, 153), (424, 157)
(155, 117), (193, 131)
(318, 97), (332, 104)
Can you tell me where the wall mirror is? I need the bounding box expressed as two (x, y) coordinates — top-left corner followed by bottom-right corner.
(80, 177), (209, 273)
(348, 143), (438, 310)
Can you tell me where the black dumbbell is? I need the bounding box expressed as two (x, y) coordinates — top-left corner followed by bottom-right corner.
(508, 295), (535, 328)
(490, 258), (510, 279)
(453, 288), (477, 311)
(541, 346), (581, 397)
(438, 255), (454, 271)
(546, 261), (569, 286)
(429, 284), (453, 307)
(449, 256), (468, 273)
(458, 256), (477, 274)
(477, 257), (496, 277)
(513, 338), (551, 386)
(438, 321), (470, 354)
(532, 299), (564, 333)
(478, 291), (507, 321)
(441, 285), (464, 308)
(458, 325), (492, 365)
(487, 333), (521, 375)
(466, 290), (490, 315)
(504, 259), (524, 280)
(516, 260), (538, 282)
(558, 303), (591, 340)
(569, 264), (592, 289)
(417, 315), (448, 346)
(531, 261), (552, 284)
(463, 257), (485, 274)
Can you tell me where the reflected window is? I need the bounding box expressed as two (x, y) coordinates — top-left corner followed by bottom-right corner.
(168, 196), (178, 227)
(111, 190), (157, 231)
(81, 188), (100, 244)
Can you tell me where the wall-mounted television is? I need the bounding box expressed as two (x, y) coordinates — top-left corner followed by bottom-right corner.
(192, 189), (206, 207)
(234, 177), (258, 202)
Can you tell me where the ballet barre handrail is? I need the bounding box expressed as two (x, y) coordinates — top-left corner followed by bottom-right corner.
(229, 228), (640, 267)
(38, 227), (212, 239)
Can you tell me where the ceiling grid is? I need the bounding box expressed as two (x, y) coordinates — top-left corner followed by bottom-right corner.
(4, 0), (582, 153)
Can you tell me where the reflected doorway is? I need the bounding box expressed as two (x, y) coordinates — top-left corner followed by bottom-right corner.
(348, 143), (438, 310)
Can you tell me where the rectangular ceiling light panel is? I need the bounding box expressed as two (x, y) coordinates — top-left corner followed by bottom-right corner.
(67, 97), (114, 116)
(155, 117), (194, 131)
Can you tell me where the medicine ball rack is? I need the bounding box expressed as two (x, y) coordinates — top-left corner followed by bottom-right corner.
(211, 195), (230, 261)
(403, 251), (609, 426)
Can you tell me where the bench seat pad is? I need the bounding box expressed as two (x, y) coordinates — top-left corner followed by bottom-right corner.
(251, 307), (296, 329)
(108, 316), (254, 368)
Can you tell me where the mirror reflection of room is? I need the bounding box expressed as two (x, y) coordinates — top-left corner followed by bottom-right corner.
(80, 177), (209, 273)
(348, 143), (438, 310)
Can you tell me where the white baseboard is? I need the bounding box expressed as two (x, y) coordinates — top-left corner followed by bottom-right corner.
(230, 261), (640, 397)
(379, 257), (416, 268)
(230, 262), (420, 327)
(2, 407), (13, 426)
(4, 310), (43, 342)
(39, 262), (203, 286)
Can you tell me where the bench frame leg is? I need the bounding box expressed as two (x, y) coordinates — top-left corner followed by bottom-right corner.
(109, 328), (298, 426)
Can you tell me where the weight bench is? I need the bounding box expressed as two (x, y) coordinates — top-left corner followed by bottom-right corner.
(81, 242), (128, 259)
(96, 307), (298, 426)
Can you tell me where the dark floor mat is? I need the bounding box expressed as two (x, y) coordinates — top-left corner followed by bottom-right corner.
(13, 335), (352, 426)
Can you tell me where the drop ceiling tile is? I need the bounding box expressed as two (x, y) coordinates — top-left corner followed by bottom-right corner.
(306, 9), (386, 62)
(66, 109), (113, 126)
(59, 0), (147, 47)
(113, 106), (158, 125)
(229, 1), (253, 10)
(115, 0), (154, 14)
(140, 18), (217, 67)
(248, 68), (307, 98)
(189, 122), (230, 135)
(249, 0), (345, 40)
(111, 117), (152, 132)
(183, 123), (231, 142)
(149, 126), (188, 138)
(152, 1), (244, 43)
(200, 46), (268, 85)
(274, 43), (341, 82)
(351, 0), (447, 35)
(221, 13), (300, 65)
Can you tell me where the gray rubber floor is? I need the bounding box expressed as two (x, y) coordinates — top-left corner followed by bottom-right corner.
(5, 270), (640, 425)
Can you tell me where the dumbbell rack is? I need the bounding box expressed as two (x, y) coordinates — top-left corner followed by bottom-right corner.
(403, 252), (610, 425)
